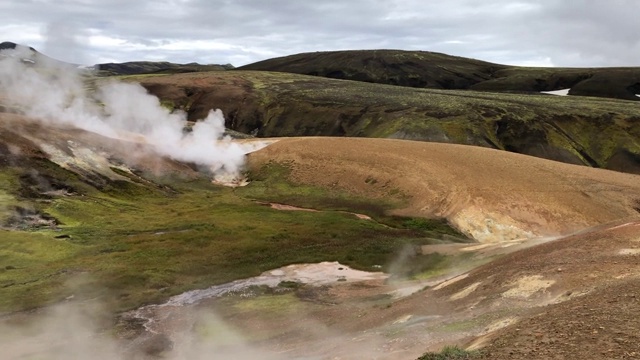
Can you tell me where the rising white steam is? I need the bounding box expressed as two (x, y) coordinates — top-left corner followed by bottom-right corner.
(0, 45), (246, 176)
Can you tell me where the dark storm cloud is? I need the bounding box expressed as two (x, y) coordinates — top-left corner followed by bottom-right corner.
(1, 0), (639, 67)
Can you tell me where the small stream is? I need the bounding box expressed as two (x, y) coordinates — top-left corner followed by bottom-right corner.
(123, 262), (387, 335)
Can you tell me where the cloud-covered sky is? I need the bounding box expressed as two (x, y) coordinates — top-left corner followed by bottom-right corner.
(3, 0), (639, 67)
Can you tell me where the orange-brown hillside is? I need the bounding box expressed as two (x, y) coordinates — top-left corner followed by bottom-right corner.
(247, 137), (640, 242)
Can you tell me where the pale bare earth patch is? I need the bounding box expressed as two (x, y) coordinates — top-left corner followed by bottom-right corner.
(481, 317), (519, 335)
(279, 262), (387, 285)
(450, 282), (482, 300)
(393, 314), (413, 324)
(236, 138), (279, 154)
(618, 248), (640, 256)
(39, 142), (131, 182)
(550, 289), (592, 304)
(262, 201), (373, 221)
(450, 207), (536, 243)
(466, 317), (519, 351)
(267, 203), (318, 212)
(433, 273), (469, 291)
(388, 284), (426, 299)
(212, 173), (250, 187)
(502, 275), (555, 299)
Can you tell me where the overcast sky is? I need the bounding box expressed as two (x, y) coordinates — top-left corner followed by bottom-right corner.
(2, 0), (639, 67)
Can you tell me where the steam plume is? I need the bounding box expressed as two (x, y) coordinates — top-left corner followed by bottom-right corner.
(0, 45), (246, 177)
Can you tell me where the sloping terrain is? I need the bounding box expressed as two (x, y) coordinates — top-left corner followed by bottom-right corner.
(134, 71), (640, 174)
(450, 219), (640, 359)
(178, 217), (640, 360)
(2, 116), (640, 359)
(238, 50), (640, 101)
(239, 49), (505, 89)
(2, 40), (234, 76)
(0, 41), (76, 69)
(244, 137), (640, 242)
(96, 61), (233, 76)
(0, 113), (469, 313)
(2, 44), (640, 359)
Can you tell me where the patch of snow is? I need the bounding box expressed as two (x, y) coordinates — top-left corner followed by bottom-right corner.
(540, 88), (570, 96)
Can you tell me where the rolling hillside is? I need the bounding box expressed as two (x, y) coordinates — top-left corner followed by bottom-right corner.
(135, 71), (640, 174)
(238, 50), (640, 101)
(3, 43), (640, 359)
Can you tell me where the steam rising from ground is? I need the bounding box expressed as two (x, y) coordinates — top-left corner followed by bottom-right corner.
(0, 45), (246, 176)
(0, 302), (282, 360)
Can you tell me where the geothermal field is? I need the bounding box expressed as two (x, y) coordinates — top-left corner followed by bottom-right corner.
(1, 43), (640, 360)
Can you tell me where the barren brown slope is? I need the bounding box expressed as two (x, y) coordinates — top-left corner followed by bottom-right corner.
(385, 218), (640, 359)
(246, 137), (640, 242)
(448, 219), (640, 359)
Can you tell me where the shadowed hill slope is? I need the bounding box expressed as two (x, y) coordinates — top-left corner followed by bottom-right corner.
(245, 137), (640, 242)
(239, 49), (505, 89)
(135, 71), (640, 174)
(97, 61), (234, 76)
(238, 50), (640, 101)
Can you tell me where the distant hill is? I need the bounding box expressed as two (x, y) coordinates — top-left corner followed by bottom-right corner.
(239, 50), (505, 89)
(1, 41), (234, 76)
(135, 71), (640, 174)
(0, 41), (73, 68)
(239, 50), (640, 101)
(0, 41), (36, 52)
(96, 61), (234, 76)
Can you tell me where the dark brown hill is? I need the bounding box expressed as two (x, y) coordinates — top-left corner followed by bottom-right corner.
(238, 50), (640, 101)
(97, 61), (234, 76)
(239, 49), (506, 89)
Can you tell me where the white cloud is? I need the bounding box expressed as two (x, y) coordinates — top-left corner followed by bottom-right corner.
(1, 0), (639, 67)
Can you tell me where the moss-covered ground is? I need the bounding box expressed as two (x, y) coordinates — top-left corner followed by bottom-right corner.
(0, 157), (467, 314)
(135, 70), (640, 173)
